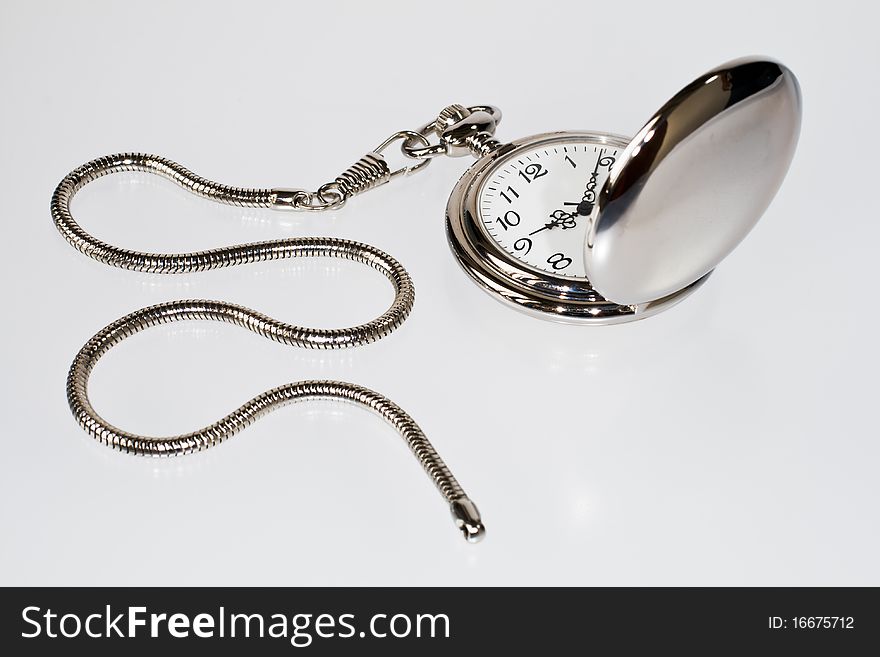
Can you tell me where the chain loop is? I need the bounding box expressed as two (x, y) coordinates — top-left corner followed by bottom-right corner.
(372, 130), (432, 179)
(286, 182), (348, 212)
(273, 184), (347, 212)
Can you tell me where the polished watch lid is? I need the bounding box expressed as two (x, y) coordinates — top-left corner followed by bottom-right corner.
(584, 57), (802, 306)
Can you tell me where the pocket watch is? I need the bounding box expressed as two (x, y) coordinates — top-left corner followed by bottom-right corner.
(440, 57), (801, 323)
(51, 56), (801, 541)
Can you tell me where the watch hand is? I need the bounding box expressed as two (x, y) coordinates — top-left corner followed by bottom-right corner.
(573, 148), (614, 216)
(528, 225), (550, 236)
(549, 209), (577, 226)
(530, 211), (577, 235)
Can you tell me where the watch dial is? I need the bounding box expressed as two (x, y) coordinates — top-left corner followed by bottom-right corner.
(477, 139), (618, 279)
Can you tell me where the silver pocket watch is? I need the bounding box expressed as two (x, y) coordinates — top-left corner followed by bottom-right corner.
(442, 57), (801, 323)
(52, 56), (801, 541)
(268, 56), (801, 323)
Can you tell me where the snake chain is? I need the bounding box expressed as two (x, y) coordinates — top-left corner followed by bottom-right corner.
(51, 152), (483, 542)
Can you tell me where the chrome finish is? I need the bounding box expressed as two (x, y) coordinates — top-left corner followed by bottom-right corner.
(51, 152), (483, 542)
(446, 132), (708, 324)
(437, 106), (503, 157)
(586, 58), (802, 305)
(404, 104), (503, 159)
(450, 497), (485, 543)
(270, 187), (312, 210)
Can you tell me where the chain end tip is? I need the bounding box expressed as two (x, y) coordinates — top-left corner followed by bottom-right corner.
(450, 497), (485, 543)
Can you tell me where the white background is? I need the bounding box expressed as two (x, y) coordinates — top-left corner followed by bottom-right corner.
(1, 0), (877, 586)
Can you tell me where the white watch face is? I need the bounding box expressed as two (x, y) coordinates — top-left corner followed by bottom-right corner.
(476, 138), (619, 279)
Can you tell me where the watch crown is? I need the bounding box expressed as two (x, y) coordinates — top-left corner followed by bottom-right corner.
(434, 104), (471, 130)
(437, 105), (502, 158)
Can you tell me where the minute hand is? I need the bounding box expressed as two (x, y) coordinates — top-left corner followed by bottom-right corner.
(575, 149), (614, 216)
(529, 211), (577, 236)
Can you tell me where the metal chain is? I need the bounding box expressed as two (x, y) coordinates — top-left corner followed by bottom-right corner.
(51, 151), (484, 542)
(270, 104), (503, 211)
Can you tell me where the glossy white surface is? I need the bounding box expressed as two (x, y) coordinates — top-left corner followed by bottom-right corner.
(1, 0), (878, 586)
